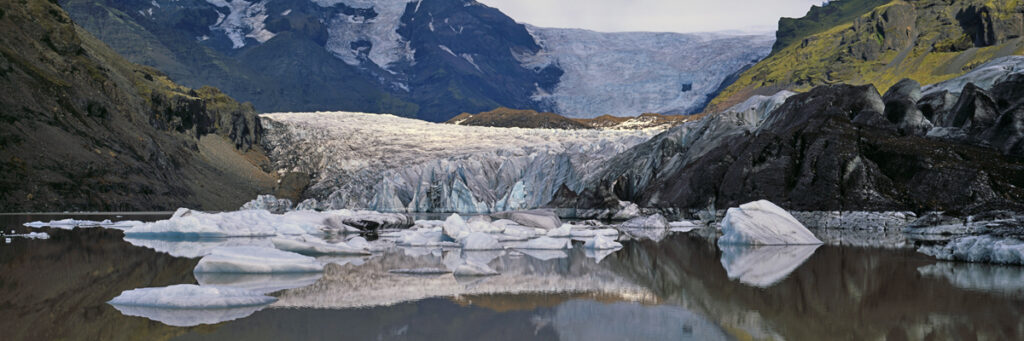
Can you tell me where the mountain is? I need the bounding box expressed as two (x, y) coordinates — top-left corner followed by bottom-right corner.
(60, 0), (772, 121)
(0, 0), (292, 211)
(447, 108), (695, 130)
(708, 0), (1024, 112)
(553, 57), (1024, 215)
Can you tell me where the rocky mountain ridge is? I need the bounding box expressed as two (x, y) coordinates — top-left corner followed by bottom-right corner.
(446, 108), (695, 130)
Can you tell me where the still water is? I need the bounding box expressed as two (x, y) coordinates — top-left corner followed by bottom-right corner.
(1, 214), (1022, 340)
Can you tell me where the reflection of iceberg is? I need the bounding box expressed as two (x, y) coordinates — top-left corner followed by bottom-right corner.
(194, 273), (323, 294)
(514, 249), (569, 261)
(719, 245), (820, 288)
(110, 305), (267, 327)
(584, 248), (619, 263)
(552, 300), (731, 341)
(122, 237), (273, 258)
(918, 262), (1024, 296)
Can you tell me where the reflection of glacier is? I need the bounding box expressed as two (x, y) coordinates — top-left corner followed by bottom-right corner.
(918, 262), (1024, 296)
(551, 300), (731, 341)
(719, 245), (820, 288)
(261, 112), (654, 212)
(195, 273), (324, 294)
(273, 247), (653, 309)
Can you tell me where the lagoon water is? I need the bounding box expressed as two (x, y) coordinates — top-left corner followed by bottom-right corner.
(2, 214), (1023, 340)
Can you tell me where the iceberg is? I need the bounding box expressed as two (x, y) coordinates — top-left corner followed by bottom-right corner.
(123, 237), (274, 258)
(669, 220), (700, 233)
(918, 235), (1024, 265)
(194, 273), (323, 294)
(719, 244), (820, 288)
(107, 284), (277, 309)
(24, 218), (137, 230)
(4, 232), (49, 239)
(461, 232), (502, 250)
(490, 210), (562, 230)
(569, 228), (618, 238)
(194, 246), (324, 273)
(507, 236), (572, 250)
(619, 214), (669, 229)
(125, 209), (318, 238)
(546, 224), (572, 237)
(584, 234), (622, 250)
(271, 236), (371, 255)
(718, 200), (823, 245)
(442, 214), (472, 240)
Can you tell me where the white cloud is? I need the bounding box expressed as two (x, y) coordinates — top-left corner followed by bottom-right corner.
(476, 0), (824, 34)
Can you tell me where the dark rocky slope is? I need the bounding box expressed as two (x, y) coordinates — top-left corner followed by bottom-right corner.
(447, 108), (695, 130)
(0, 0), (288, 212)
(553, 65), (1024, 214)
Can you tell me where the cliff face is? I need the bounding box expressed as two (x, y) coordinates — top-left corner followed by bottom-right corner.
(709, 0), (1024, 112)
(0, 0), (280, 212)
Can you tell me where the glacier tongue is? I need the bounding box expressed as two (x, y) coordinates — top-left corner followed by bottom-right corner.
(261, 111), (655, 212)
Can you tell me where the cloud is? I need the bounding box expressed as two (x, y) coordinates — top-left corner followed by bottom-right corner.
(476, 0), (823, 33)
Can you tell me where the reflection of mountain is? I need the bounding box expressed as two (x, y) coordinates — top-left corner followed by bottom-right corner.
(718, 245), (820, 288)
(0, 228), (199, 340)
(918, 262), (1024, 296)
(551, 300), (730, 341)
(605, 234), (1024, 340)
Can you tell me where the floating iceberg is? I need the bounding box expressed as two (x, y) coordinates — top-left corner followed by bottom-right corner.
(4, 232), (50, 239)
(491, 210), (562, 230)
(620, 214), (669, 229)
(461, 232), (502, 250)
(546, 225), (573, 237)
(194, 246), (324, 273)
(508, 236), (573, 250)
(194, 273), (323, 294)
(123, 237), (274, 258)
(569, 228), (618, 238)
(24, 218), (137, 230)
(668, 220), (700, 233)
(442, 214), (472, 240)
(108, 284), (277, 308)
(918, 235), (1024, 265)
(125, 209), (317, 238)
(719, 244), (820, 288)
(718, 200), (823, 245)
(271, 236), (370, 255)
(584, 234), (622, 250)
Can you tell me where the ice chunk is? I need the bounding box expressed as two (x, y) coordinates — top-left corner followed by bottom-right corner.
(584, 234), (622, 250)
(396, 229), (456, 247)
(443, 214), (472, 240)
(453, 262), (500, 276)
(508, 236), (572, 250)
(570, 228), (618, 238)
(23, 218), (127, 230)
(4, 232), (50, 239)
(491, 210), (562, 230)
(718, 200), (823, 245)
(108, 284), (276, 309)
(194, 246), (323, 273)
(271, 235), (371, 255)
(918, 235), (1024, 265)
(194, 273), (323, 294)
(611, 202), (641, 220)
(585, 248), (618, 263)
(620, 214), (669, 229)
(240, 194), (293, 213)
(719, 245), (820, 288)
(126, 209), (320, 238)
(669, 220), (700, 233)
(461, 232), (502, 250)
(546, 224), (572, 237)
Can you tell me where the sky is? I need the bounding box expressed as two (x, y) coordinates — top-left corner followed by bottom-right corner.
(476, 0), (826, 34)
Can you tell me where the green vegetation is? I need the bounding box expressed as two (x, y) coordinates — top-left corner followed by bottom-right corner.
(709, 0), (1024, 111)
(773, 0), (893, 53)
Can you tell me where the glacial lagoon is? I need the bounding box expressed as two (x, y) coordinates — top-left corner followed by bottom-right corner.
(2, 213), (1024, 340)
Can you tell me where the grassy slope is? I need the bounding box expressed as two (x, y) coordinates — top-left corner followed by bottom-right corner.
(708, 0), (1024, 112)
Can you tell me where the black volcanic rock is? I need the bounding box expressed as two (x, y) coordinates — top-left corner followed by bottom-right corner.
(883, 79), (932, 136)
(554, 82), (1024, 214)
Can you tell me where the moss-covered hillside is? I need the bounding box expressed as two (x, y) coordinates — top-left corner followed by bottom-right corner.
(708, 0), (1024, 112)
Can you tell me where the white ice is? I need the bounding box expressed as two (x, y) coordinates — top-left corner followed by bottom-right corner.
(918, 235), (1024, 265)
(271, 235), (370, 255)
(719, 245), (820, 288)
(461, 232), (502, 250)
(718, 200), (823, 245)
(584, 234), (622, 250)
(194, 246), (324, 273)
(194, 273), (324, 294)
(619, 214), (669, 229)
(108, 284), (276, 308)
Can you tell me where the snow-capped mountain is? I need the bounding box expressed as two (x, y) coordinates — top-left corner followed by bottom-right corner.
(63, 0), (773, 121)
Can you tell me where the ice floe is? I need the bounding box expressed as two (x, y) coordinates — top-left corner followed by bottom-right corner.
(194, 246), (324, 273)
(271, 235), (371, 255)
(719, 245), (820, 288)
(718, 200), (823, 245)
(123, 237), (274, 258)
(918, 235), (1024, 265)
(460, 232), (502, 250)
(490, 210), (562, 230)
(24, 218), (138, 230)
(108, 284), (276, 308)
(124, 208), (411, 238)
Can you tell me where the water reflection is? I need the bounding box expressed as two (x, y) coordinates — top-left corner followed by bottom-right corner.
(918, 262), (1024, 296)
(194, 273), (324, 294)
(110, 305), (269, 328)
(551, 300), (730, 341)
(718, 244), (820, 288)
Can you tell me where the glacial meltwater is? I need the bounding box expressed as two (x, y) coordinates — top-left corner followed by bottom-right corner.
(2, 213), (1023, 340)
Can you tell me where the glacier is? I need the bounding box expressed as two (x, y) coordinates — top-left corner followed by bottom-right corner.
(260, 111), (655, 212)
(521, 26), (773, 117)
